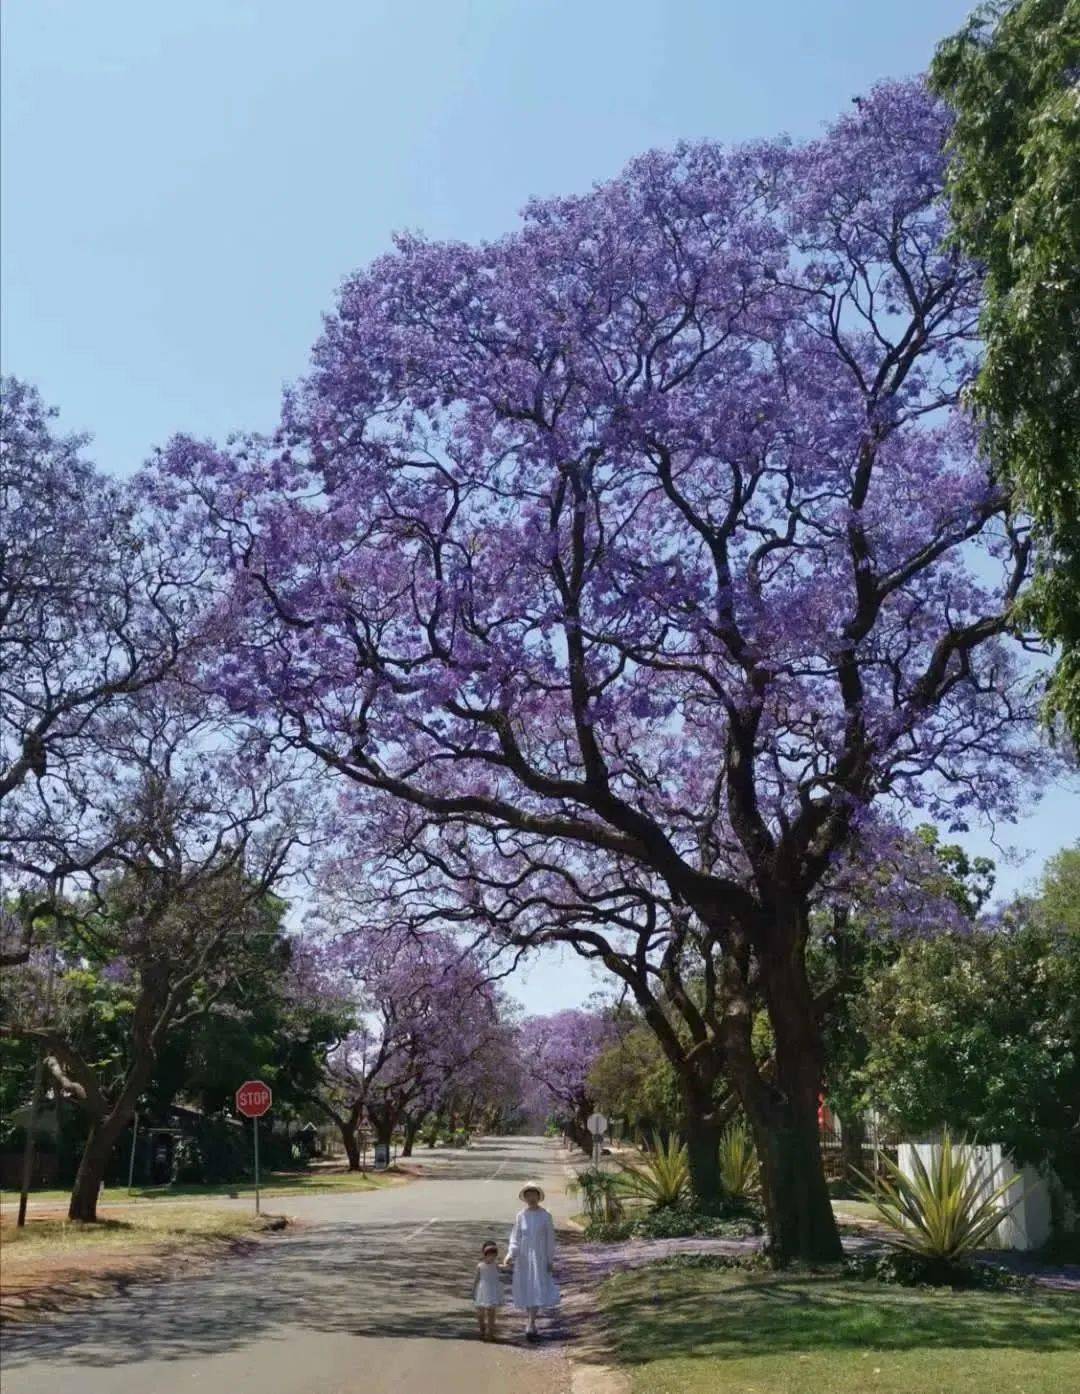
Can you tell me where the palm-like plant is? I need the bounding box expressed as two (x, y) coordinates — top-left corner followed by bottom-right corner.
(615, 1133), (690, 1210)
(859, 1131), (1022, 1264)
(717, 1121), (760, 1199)
(568, 1167), (625, 1224)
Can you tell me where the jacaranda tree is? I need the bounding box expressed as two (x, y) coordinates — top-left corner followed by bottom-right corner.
(519, 1009), (620, 1151)
(151, 80), (1053, 1261)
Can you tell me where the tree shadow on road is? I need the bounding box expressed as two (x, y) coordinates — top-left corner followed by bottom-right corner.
(0, 1218), (577, 1371)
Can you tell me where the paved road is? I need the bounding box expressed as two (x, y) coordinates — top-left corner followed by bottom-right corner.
(1, 1136), (575, 1394)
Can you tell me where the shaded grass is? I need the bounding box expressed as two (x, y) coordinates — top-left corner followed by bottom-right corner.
(600, 1263), (1080, 1394)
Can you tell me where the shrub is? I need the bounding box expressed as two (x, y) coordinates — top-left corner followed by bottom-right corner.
(717, 1121), (760, 1199)
(629, 1204), (761, 1240)
(843, 1250), (1032, 1292)
(858, 1130), (1022, 1266)
(569, 1167), (625, 1224)
(582, 1203), (762, 1242)
(615, 1133), (690, 1209)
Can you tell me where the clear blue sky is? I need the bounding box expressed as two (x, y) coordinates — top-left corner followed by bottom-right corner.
(3, 0), (1075, 1012)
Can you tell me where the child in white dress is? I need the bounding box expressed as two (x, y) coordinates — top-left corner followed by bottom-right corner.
(503, 1181), (559, 1341)
(472, 1240), (502, 1340)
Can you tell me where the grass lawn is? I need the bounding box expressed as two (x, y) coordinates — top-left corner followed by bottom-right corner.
(0, 1167), (400, 1211)
(600, 1263), (1080, 1394)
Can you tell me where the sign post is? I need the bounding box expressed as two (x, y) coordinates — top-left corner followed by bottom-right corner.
(235, 1080), (272, 1215)
(587, 1111), (608, 1171)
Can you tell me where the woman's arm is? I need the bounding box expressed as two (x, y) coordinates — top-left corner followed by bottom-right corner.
(505, 1213), (521, 1264)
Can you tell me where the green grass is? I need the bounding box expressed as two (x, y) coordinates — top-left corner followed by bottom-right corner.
(0, 1168), (399, 1209)
(600, 1263), (1080, 1394)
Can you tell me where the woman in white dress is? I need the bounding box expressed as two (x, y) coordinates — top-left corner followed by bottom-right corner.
(504, 1181), (560, 1340)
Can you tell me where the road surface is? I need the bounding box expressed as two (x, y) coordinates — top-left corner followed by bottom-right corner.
(1, 1136), (575, 1394)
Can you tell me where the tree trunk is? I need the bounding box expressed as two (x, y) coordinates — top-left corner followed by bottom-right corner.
(401, 1117), (419, 1158)
(683, 1109), (723, 1208)
(747, 937), (843, 1264)
(68, 1119), (122, 1222)
(565, 1106), (592, 1155)
(338, 1119), (362, 1171)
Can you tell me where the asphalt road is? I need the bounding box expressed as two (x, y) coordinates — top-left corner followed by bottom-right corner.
(0, 1136), (575, 1394)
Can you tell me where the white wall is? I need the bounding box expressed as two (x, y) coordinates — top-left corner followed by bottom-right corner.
(896, 1141), (1050, 1252)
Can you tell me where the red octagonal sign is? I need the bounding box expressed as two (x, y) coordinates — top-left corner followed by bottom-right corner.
(236, 1080), (272, 1118)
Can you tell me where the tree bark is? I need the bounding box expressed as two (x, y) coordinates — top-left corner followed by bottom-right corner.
(401, 1116), (419, 1157)
(743, 936), (842, 1264)
(338, 1118), (362, 1171)
(68, 1117), (125, 1222)
(684, 1110), (723, 1207)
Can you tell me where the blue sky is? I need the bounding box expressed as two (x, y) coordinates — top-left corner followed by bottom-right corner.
(3, 0), (1075, 1012)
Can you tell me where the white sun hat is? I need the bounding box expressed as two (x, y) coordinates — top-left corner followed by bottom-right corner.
(519, 1181), (546, 1201)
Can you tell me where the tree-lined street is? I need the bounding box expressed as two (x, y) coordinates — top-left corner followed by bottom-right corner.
(1, 1137), (574, 1394)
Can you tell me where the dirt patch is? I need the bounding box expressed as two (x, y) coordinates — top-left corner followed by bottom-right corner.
(0, 1213), (289, 1326)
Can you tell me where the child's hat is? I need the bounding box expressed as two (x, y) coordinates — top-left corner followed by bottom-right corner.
(519, 1181), (545, 1201)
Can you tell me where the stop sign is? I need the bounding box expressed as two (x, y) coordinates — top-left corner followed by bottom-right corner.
(235, 1080), (272, 1118)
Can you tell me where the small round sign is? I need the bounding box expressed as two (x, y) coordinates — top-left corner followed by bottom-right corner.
(235, 1080), (272, 1119)
(586, 1112), (608, 1137)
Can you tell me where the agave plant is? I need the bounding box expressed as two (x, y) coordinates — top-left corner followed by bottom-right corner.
(859, 1131), (1022, 1263)
(615, 1133), (690, 1210)
(568, 1166), (625, 1224)
(718, 1121), (760, 1199)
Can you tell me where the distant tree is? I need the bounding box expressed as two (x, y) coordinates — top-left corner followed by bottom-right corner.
(931, 1), (1080, 740)
(0, 707), (305, 1220)
(296, 924), (508, 1168)
(519, 1009), (620, 1152)
(587, 1020), (683, 1140)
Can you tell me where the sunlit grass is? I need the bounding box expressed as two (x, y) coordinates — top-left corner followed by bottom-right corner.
(601, 1263), (1080, 1394)
(1, 1206), (261, 1274)
(0, 1167), (398, 1211)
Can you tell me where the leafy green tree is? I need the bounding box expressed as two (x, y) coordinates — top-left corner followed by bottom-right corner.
(931, 0), (1080, 740)
(815, 827), (995, 1181)
(587, 1022), (683, 1139)
(858, 845), (1080, 1201)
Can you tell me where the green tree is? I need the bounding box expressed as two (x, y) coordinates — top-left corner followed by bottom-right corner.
(815, 827), (995, 1182)
(931, 0), (1080, 740)
(858, 845), (1080, 1202)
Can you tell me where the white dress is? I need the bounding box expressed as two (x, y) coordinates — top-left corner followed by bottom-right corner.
(473, 1262), (503, 1308)
(507, 1206), (560, 1309)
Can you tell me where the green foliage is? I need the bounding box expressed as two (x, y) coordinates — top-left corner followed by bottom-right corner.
(171, 1116), (249, 1185)
(931, 0), (1080, 740)
(587, 1023), (682, 1135)
(843, 1250), (1033, 1293)
(856, 849), (1080, 1201)
(615, 1133), (690, 1209)
(642, 1251), (771, 1275)
(859, 1131), (1021, 1267)
(717, 1121), (760, 1199)
(583, 1203), (762, 1243)
(569, 1167), (625, 1224)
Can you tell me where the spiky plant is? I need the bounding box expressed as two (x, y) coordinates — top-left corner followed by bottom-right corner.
(717, 1121), (760, 1199)
(615, 1133), (690, 1210)
(567, 1166), (625, 1223)
(859, 1130), (1022, 1266)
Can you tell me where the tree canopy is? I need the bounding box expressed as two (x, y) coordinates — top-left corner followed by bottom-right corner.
(931, 0), (1080, 741)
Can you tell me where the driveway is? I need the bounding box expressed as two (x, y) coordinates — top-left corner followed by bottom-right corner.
(0, 1136), (575, 1394)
